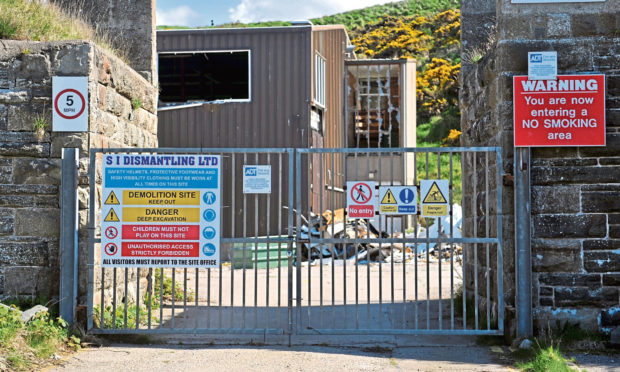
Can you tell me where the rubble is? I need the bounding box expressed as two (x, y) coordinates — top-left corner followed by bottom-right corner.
(298, 205), (464, 265)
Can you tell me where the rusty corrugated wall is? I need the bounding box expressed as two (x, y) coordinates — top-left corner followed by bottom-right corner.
(310, 26), (348, 213)
(157, 27), (312, 149)
(157, 27), (313, 239)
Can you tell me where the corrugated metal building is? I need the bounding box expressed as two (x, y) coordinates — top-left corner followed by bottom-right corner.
(157, 25), (351, 237)
(156, 25), (416, 238)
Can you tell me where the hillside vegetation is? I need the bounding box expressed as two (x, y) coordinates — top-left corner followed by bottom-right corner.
(349, 9), (461, 146)
(0, 0), (122, 59)
(158, 1), (462, 147)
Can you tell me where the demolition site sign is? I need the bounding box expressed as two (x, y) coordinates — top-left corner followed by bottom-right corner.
(101, 154), (221, 268)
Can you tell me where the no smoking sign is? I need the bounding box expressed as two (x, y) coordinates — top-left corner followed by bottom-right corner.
(52, 76), (88, 132)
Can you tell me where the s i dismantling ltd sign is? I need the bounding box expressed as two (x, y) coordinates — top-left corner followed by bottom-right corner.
(101, 154), (221, 268)
(514, 74), (606, 147)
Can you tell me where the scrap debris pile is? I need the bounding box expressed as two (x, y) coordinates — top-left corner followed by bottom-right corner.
(298, 206), (463, 264)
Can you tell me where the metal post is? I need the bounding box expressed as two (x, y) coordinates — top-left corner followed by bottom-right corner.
(60, 148), (79, 325)
(515, 147), (532, 337)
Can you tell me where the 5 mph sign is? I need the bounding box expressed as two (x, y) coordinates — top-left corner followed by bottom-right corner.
(52, 76), (88, 132)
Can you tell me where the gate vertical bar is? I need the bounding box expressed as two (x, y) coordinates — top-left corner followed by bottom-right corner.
(515, 147), (532, 337)
(87, 149), (96, 331)
(60, 148), (79, 325)
(288, 149), (296, 343)
(496, 148), (505, 333)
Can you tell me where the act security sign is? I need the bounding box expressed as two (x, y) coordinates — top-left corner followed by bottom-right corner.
(514, 74), (606, 147)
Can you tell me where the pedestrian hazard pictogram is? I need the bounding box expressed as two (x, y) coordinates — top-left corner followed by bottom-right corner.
(104, 191), (120, 205)
(423, 181), (447, 203)
(104, 208), (120, 222)
(381, 189), (397, 204)
(420, 180), (449, 217)
(346, 181), (376, 218)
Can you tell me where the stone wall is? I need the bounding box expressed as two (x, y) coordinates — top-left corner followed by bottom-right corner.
(0, 40), (157, 305)
(460, 0), (620, 335)
(51, 0), (157, 84)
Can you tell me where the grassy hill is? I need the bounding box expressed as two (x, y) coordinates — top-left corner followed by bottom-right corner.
(158, 1), (462, 147)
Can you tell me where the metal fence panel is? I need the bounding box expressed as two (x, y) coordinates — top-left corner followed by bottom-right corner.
(88, 148), (295, 336)
(294, 147), (503, 335)
(86, 146), (503, 338)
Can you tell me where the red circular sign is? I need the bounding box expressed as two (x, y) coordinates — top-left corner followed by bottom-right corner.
(54, 88), (86, 119)
(105, 226), (118, 239)
(104, 243), (118, 256)
(350, 182), (372, 204)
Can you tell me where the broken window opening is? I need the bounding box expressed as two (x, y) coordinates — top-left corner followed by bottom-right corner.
(346, 63), (401, 148)
(158, 50), (250, 105)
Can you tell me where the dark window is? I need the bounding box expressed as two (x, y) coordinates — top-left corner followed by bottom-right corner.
(158, 51), (250, 103)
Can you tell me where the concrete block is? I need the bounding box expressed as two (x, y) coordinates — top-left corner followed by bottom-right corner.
(532, 239), (582, 272)
(584, 251), (620, 272)
(0, 239), (48, 266)
(15, 208), (60, 238)
(539, 273), (601, 288)
(533, 214), (606, 238)
(531, 186), (579, 214)
(12, 158), (61, 185)
(0, 208), (14, 236)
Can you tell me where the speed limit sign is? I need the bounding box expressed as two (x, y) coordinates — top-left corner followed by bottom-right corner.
(52, 76), (88, 132)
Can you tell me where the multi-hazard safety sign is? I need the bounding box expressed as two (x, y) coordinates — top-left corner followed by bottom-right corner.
(346, 181), (376, 218)
(420, 180), (450, 217)
(101, 154), (221, 268)
(378, 186), (417, 215)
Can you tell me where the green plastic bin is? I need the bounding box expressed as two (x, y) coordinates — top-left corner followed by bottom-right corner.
(232, 237), (292, 269)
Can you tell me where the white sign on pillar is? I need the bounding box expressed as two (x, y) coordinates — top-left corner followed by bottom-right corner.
(52, 76), (88, 132)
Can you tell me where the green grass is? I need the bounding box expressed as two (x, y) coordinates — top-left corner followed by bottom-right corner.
(0, 0), (124, 60)
(311, 0), (459, 31)
(153, 270), (195, 303)
(157, 0), (459, 32)
(131, 97), (142, 111)
(0, 305), (23, 347)
(0, 304), (79, 371)
(93, 303), (159, 329)
(25, 313), (68, 358)
(517, 344), (576, 372)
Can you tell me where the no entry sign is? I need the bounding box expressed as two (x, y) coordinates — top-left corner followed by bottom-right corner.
(346, 181), (376, 218)
(52, 76), (88, 132)
(514, 74), (606, 147)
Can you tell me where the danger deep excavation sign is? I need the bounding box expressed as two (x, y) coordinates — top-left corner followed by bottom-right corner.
(513, 74), (606, 147)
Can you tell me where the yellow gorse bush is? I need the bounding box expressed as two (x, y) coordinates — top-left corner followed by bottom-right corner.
(350, 10), (461, 122)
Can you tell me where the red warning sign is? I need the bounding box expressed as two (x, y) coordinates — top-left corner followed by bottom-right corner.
(122, 242), (199, 257)
(122, 225), (199, 240)
(514, 74), (606, 147)
(346, 181), (376, 218)
(104, 243), (118, 256)
(104, 226), (118, 239)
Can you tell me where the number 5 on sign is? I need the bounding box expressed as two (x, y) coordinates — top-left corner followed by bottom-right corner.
(52, 76), (88, 132)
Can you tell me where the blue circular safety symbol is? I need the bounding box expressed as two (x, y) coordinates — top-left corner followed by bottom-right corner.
(203, 209), (216, 222)
(203, 192), (216, 205)
(202, 226), (216, 239)
(399, 188), (415, 204)
(202, 243), (216, 257)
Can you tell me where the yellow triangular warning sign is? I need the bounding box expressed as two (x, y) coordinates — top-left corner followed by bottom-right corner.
(381, 189), (397, 204)
(104, 191), (120, 205)
(423, 182), (447, 203)
(104, 208), (120, 222)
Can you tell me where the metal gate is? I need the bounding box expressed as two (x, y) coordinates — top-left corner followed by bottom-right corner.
(86, 147), (503, 337)
(294, 147), (503, 335)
